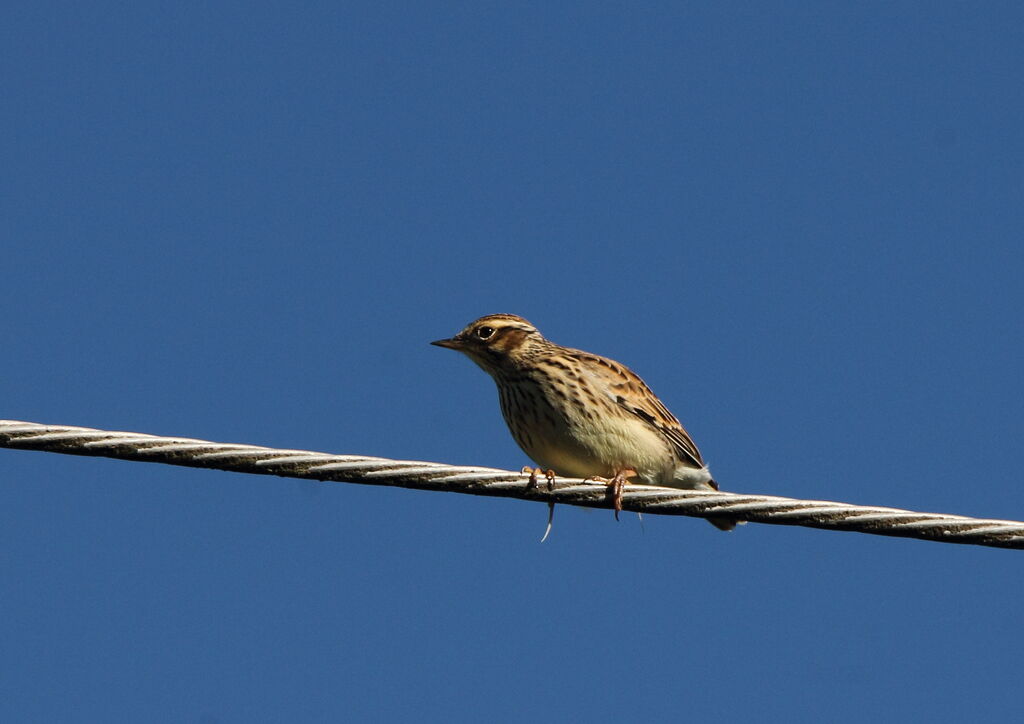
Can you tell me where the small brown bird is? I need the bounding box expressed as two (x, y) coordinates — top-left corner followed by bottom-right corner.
(432, 314), (735, 530)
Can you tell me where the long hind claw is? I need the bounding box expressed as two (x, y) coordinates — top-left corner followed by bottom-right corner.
(524, 467), (557, 541)
(540, 501), (555, 542)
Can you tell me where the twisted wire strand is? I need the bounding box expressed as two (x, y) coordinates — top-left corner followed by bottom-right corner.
(1, 419), (1021, 549)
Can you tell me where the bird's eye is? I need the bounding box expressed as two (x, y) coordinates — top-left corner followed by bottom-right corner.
(476, 326), (495, 340)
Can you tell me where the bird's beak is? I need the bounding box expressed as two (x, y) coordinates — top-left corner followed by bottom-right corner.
(431, 337), (462, 350)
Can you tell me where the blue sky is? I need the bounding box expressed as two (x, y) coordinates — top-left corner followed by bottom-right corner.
(2, 2), (1022, 721)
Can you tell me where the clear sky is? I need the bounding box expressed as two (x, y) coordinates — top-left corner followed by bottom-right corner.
(2, 2), (1022, 721)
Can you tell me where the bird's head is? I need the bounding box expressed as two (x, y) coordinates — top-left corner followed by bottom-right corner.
(432, 314), (545, 374)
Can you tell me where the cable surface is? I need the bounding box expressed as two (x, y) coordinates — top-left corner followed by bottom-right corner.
(1, 419), (1021, 549)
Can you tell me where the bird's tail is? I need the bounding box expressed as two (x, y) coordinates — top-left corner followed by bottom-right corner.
(708, 516), (738, 531)
(706, 478), (742, 531)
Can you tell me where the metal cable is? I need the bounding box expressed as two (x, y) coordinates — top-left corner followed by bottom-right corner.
(2, 419), (1021, 549)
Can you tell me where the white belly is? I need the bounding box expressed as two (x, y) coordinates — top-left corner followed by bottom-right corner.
(518, 409), (677, 483)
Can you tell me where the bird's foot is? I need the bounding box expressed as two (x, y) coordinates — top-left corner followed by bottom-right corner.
(586, 468), (637, 521)
(522, 466), (557, 490)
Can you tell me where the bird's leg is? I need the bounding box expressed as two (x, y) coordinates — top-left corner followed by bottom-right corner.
(586, 468), (637, 521)
(544, 469), (556, 491)
(608, 470), (629, 520)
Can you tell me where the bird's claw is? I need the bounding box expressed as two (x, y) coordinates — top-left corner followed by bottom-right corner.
(523, 466), (557, 491)
(540, 501), (555, 543)
(586, 469), (636, 521)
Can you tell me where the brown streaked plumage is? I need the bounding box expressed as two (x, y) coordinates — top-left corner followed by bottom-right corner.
(432, 314), (736, 530)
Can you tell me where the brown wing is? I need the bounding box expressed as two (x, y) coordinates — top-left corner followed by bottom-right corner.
(568, 350), (706, 469)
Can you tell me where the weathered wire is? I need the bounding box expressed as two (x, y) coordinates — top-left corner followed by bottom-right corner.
(1, 419), (1021, 549)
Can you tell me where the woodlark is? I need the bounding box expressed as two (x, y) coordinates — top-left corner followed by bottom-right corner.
(432, 314), (736, 530)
